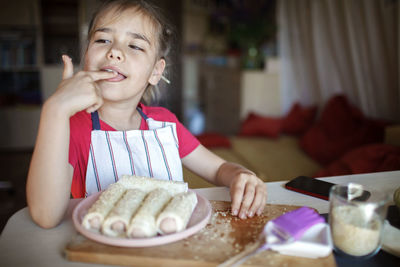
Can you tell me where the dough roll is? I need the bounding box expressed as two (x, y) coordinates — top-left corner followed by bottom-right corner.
(82, 183), (126, 231)
(127, 188), (171, 238)
(156, 191), (198, 235)
(118, 175), (188, 195)
(101, 188), (147, 237)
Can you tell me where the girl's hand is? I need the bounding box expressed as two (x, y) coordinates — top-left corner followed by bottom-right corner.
(229, 170), (267, 219)
(181, 146), (267, 220)
(48, 55), (117, 117)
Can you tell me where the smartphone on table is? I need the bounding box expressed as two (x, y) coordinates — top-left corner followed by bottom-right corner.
(285, 176), (370, 201)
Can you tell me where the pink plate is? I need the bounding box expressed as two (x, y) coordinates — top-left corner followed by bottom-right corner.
(72, 190), (212, 247)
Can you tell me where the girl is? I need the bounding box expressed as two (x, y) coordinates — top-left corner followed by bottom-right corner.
(26, 0), (267, 229)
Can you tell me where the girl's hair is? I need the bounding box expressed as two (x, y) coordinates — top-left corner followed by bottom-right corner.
(85, 0), (174, 105)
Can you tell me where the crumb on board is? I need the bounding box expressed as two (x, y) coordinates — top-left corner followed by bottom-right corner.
(173, 202), (302, 263)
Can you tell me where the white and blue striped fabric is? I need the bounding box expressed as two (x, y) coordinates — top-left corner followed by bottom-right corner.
(85, 115), (183, 197)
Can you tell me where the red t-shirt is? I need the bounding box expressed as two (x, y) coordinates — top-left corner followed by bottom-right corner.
(69, 103), (200, 198)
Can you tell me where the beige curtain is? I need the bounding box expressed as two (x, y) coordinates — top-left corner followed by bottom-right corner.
(278, 0), (399, 122)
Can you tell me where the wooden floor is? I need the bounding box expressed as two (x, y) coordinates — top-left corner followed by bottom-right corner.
(0, 151), (31, 233)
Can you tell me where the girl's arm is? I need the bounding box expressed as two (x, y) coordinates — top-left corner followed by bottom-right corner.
(26, 101), (74, 228)
(181, 144), (267, 219)
(26, 56), (116, 228)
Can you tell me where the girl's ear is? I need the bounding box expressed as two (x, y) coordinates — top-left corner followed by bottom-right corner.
(148, 58), (166, 85)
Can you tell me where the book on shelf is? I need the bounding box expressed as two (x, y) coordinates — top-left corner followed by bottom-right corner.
(0, 29), (37, 70)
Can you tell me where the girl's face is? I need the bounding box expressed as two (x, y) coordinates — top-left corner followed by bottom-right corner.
(84, 7), (165, 105)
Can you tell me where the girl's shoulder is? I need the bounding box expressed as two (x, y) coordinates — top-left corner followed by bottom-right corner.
(69, 111), (93, 140)
(70, 110), (115, 131)
(70, 110), (91, 127)
(140, 103), (179, 123)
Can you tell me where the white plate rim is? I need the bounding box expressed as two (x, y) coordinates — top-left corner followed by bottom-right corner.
(72, 190), (212, 247)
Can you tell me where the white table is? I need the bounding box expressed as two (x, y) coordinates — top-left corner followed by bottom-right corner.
(0, 171), (399, 267)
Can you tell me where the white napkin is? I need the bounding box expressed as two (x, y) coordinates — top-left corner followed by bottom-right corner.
(270, 223), (333, 258)
(382, 220), (400, 257)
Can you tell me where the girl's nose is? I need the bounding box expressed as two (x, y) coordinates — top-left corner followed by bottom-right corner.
(107, 48), (124, 61)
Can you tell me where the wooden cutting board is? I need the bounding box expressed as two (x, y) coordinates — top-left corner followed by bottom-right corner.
(65, 201), (336, 267)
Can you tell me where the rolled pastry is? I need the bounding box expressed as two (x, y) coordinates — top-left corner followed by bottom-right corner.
(101, 188), (147, 237)
(118, 175), (187, 195)
(82, 183), (126, 231)
(127, 188), (171, 238)
(156, 191), (198, 235)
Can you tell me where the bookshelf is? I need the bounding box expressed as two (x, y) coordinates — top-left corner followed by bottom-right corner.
(0, 0), (82, 149)
(0, 27), (42, 149)
(0, 0), (42, 149)
(0, 27), (41, 106)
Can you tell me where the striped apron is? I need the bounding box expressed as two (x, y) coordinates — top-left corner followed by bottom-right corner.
(85, 108), (183, 196)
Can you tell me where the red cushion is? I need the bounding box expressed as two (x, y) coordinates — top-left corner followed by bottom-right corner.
(313, 144), (400, 177)
(319, 95), (365, 139)
(239, 112), (283, 138)
(300, 95), (385, 165)
(282, 103), (318, 135)
(196, 132), (231, 148)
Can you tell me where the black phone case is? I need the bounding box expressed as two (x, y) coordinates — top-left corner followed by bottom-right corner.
(284, 176), (335, 200)
(285, 176), (371, 201)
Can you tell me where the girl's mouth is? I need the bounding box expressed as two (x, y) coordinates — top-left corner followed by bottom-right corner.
(102, 68), (127, 82)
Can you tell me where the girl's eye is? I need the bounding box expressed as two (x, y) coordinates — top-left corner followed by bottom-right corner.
(129, 45), (144, 51)
(94, 39), (110, 44)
